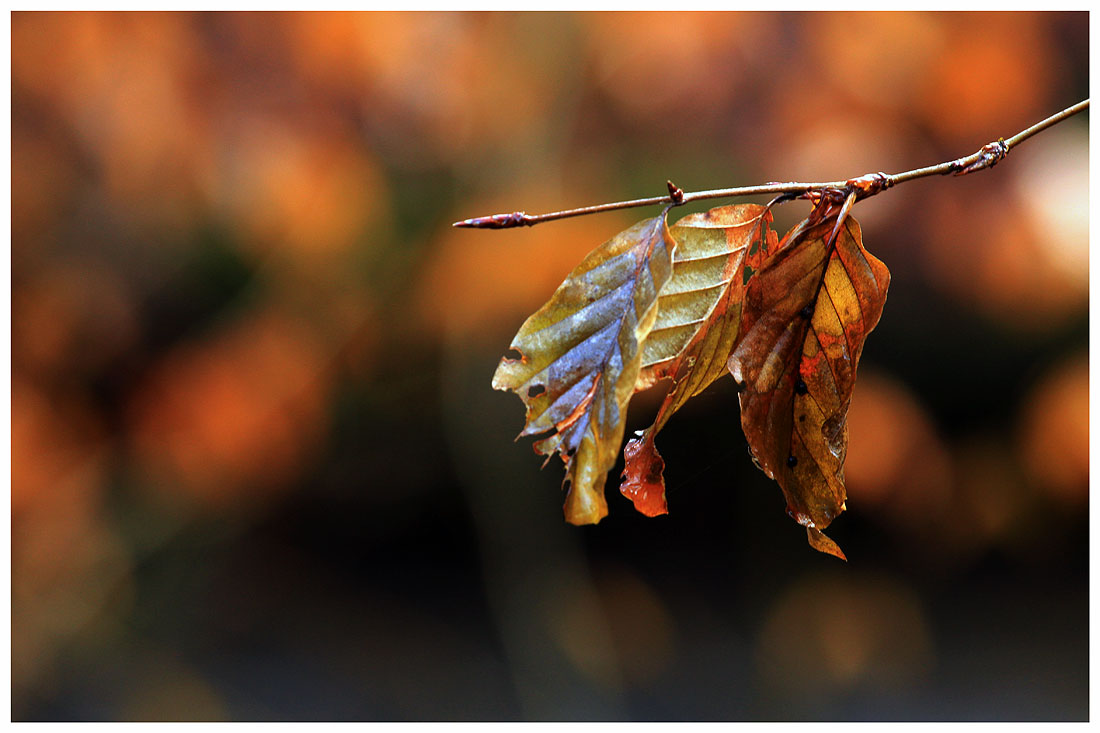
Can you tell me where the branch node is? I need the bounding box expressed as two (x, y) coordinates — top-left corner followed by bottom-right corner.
(846, 171), (893, 200)
(954, 138), (1010, 177)
(666, 180), (685, 205)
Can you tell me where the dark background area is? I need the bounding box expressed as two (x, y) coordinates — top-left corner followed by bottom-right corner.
(12, 12), (1088, 721)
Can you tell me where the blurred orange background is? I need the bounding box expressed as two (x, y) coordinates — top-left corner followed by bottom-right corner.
(11, 11), (1088, 720)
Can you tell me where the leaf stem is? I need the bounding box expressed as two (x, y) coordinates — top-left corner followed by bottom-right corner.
(454, 98), (1088, 230)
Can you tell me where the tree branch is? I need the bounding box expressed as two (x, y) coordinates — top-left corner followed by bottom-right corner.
(454, 98), (1088, 230)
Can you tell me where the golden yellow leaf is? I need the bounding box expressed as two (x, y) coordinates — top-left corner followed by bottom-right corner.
(622, 204), (773, 516)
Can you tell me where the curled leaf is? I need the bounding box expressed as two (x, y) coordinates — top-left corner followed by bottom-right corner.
(728, 210), (890, 558)
(622, 204), (773, 516)
(492, 212), (675, 524)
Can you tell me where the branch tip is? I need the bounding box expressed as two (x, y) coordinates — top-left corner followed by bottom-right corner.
(453, 211), (532, 229)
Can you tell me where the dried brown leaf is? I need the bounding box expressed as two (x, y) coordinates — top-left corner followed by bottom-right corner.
(728, 210), (890, 558)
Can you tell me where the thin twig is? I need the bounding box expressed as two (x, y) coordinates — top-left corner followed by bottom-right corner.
(454, 98), (1088, 230)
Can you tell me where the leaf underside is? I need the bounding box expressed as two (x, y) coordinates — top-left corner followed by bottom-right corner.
(492, 212), (675, 525)
(728, 211), (890, 558)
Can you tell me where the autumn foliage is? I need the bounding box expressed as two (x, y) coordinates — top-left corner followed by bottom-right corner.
(491, 215), (675, 524)
(494, 195), (890, 558)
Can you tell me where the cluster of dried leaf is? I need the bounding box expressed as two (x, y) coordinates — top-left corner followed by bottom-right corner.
(493, 198), (890, 558)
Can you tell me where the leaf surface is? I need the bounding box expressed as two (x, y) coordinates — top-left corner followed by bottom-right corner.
(727, 211), (890, 558)
(621, 204), (774, 516)
(492, 212), (675, 524)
